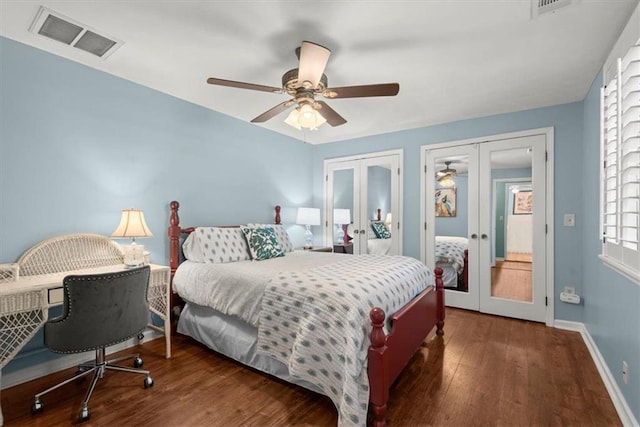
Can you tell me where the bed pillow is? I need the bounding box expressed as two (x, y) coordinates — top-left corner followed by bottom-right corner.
(192, 227), (252, 263)
(246, 223), (294, 252)
(182, 232), (204, 262)
(370, 221), (392, 239)
(240, 226), (285, 261)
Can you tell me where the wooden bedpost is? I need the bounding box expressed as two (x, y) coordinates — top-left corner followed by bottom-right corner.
(376, 208), (382, 221)
(275, 205), (281, 225)
(169, 201), (181, 279)
(368, 307), (388, 427)
(434, 267), (445, 336)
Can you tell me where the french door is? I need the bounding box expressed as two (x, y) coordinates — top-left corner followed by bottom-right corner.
(423, 130), (550, 323)
(324, 150), (402, 255)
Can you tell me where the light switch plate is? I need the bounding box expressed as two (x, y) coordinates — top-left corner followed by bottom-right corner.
(564, 213), (575, 227)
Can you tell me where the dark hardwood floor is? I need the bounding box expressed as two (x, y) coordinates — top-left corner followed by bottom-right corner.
(2, 308), (620, 426)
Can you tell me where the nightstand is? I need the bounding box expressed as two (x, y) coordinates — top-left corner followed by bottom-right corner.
(333, 243), (353, 254)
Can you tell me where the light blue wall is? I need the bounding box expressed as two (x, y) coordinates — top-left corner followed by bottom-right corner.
(582, 72), (640, 420)
(0, 37), (314, 374)
(367, 166), (391, 220)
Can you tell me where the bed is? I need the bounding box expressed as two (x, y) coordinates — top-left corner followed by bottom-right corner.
(435, 236), (468, 292)
(168, 201), (444, 427)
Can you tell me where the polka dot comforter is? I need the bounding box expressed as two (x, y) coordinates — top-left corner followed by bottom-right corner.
(257, 254), (433, 426)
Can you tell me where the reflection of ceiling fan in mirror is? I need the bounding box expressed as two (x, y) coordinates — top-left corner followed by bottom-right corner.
(206, 41), (400, 130)
(436, 161), (457, 187)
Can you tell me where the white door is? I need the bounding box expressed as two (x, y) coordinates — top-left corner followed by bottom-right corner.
(478, 134), (547, 322)
(325, 151), (402, 255)
(423, 132), (549, 322)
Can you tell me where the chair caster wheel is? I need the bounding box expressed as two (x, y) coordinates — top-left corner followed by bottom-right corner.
(79, 406), (91, 422)
(133, 356), (143, 368)
(31, 399), (43, 414)
(144, 376), (154, 388)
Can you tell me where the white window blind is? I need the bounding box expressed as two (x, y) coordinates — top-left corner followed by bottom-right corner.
(602, 42), (640, 271)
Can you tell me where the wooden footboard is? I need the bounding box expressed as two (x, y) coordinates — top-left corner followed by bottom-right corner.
(368, 267), (444, 427)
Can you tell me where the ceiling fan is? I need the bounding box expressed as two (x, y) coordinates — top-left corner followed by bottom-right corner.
(436, 161), (458, 181)
(206, 41), (400, 130)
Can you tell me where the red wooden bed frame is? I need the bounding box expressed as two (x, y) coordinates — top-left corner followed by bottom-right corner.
(168, 201), (444, 427)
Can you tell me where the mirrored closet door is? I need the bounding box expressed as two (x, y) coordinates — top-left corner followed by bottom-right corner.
(423, 132), (549, 323)
(325, 150), (402, 255)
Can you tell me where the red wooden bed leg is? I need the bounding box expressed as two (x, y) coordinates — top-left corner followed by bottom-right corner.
(369, 307), (388, 427)
(434, 267), (445, 336)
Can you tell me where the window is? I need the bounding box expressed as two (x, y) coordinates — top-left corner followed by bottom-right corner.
(601, 40), (640, 276)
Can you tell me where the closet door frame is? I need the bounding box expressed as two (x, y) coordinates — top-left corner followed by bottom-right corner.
(420, 127), (555, 326)
(324, 149), (403, 254)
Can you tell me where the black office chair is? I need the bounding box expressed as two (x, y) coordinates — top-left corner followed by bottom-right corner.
(31, 266), (154, 422)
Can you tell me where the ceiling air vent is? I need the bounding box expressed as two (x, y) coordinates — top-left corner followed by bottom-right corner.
(531, 0), (576, 19)
(29, 6), (122, 59)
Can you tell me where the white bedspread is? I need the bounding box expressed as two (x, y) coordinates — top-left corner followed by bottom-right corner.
(257, 255), (433, 427)
(172, 251), (342, 327)
(435, 236), (468, 273)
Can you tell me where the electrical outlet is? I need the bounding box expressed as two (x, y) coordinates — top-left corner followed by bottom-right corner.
(623, 361), (629, 384)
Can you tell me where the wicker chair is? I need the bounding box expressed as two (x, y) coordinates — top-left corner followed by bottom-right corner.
(31, 266), (154, 422)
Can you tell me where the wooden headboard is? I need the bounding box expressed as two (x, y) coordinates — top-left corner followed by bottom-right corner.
(168, 200), (282, 277)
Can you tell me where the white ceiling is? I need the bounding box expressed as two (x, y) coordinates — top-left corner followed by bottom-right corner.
(1, 0), (637, 145)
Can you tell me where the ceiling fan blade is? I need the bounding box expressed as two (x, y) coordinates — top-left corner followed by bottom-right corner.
(315, 101), (347, 127)
(207, 77), (282, 94)
(250, 100), (294, 123)
(324, 83), (399, 99)
(297, 41), (331, 89)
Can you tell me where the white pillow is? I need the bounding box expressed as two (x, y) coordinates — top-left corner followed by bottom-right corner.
(246, 223), (294, 252)
(182, 227), (251, 263)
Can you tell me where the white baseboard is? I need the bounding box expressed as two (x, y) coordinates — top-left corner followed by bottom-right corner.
(1, 329), (162, 390)
(554, 320), (639, 427)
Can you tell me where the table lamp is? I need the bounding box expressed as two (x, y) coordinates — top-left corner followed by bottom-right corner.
(296, 207), (321, 249)
(111, 208), (153, 267)
(333, 208), (351, 245)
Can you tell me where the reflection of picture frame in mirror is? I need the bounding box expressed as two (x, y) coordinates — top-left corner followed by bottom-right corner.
(435, 188), (456, 217)
(513, 190), (532, 215)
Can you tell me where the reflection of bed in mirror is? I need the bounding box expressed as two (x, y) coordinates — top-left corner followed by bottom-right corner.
(435, 236), (468, 291)
(368, 208), (392, 255)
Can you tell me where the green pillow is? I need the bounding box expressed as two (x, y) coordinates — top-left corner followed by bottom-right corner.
(370, 221), (391, 239)
(240, 226), (285, 260)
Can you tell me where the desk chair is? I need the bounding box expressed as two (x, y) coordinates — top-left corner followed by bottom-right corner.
(31, 266), (154, 422)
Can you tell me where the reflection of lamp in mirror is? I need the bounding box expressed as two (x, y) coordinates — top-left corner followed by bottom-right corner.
(385, 213), (392, 227)
(111, 208), (153, 267)
(334, 208), (351, 244)
(296, 207), (321, 249)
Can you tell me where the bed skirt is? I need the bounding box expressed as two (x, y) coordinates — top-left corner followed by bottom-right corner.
(177, 302), (324, 395)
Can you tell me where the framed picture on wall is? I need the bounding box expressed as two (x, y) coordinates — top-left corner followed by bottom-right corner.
(435, 188), (456, 217)
(513, 190), (532, 215)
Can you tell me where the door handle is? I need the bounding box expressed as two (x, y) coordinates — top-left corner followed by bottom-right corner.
(353, 229), (360, 234)
(360, 229), (366, 234)
(481, 234), (488, 239)
(471, 233), (478, 239)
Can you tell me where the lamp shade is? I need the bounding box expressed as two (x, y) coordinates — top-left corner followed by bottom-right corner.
(385, 213), (392, 226)
(111, 209), (153, 239)
(296, 207), (321, 226)
(333, 208), (351, 225)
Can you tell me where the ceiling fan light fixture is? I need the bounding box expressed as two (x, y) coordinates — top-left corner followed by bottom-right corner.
(439, 177), (455, 187)
(285, 103), (326, 131)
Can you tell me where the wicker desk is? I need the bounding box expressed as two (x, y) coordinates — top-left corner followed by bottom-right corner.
(0, 234), (171, 426)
